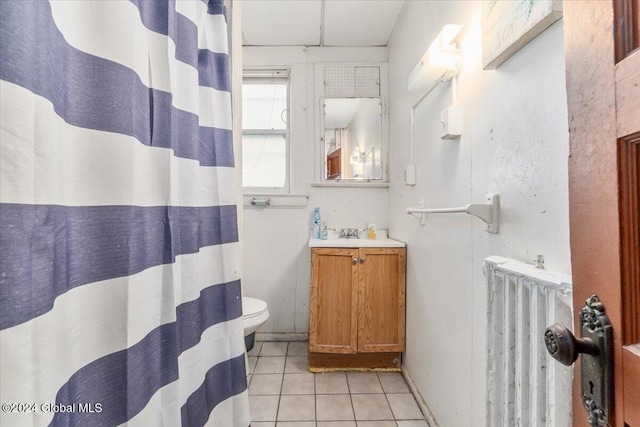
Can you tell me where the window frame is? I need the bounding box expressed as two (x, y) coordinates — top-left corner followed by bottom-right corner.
(241, 68), (291, 194)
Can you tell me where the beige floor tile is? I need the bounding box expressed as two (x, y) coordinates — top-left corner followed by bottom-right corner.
(386, 394), (423, 420)
(277, 422), (316, 427)
(351, 394), (394, 421)
(377, 372), (410, 393)
(249, 374), (283, 395)
(317, 422), (357, 427)
(396, 421), (430, 427)
(249, 395), (279, 422)
(287, 341), (310, 356)
(247, 356), (258, 374)
(316, 394), (355, 421)
(250, 343), (427, 427)
(260, 341), (289, 356)
(316, 372), (349, 394)
(357, 422), (398, 427)
(285, 356), (309, 374)
(247, 341), (263, 357)
(347, 372), (384, 393)
(282, 373), (315, 395)
(356, 422), (398, 427)
(254, 356), (286, 374)
(277, 395), (316, 421)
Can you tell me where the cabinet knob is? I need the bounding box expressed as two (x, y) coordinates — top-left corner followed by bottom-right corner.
(360, 257), (365, 263)
(352, 258), (358, 265)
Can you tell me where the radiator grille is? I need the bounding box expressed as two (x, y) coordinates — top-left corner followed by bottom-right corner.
(484, 256), (573, 427)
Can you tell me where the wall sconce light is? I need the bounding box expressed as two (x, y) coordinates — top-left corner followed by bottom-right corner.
(407, 24), (463, 94)
(404, 24), (464, 187)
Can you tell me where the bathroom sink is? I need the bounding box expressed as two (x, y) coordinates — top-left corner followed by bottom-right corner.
(308, 230), (405, 248)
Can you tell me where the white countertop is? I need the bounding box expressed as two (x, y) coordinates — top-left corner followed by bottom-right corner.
(308, 230), (405, 248)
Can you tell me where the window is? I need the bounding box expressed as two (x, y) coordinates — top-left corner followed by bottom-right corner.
(242, 70), (290, 192)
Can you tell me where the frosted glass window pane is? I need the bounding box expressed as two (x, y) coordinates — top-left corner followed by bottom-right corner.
(242, 134), (286, 188)
(243, 84), (287, 130)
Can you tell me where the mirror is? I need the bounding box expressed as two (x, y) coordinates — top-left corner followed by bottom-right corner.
(323, 98), (383, 181)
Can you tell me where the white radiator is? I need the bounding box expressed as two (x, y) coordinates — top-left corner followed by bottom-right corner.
(484, 256), (573, 427)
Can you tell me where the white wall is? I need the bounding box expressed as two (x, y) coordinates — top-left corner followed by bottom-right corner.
(242, 46), (389, 337)
(387, 2), (571, 426)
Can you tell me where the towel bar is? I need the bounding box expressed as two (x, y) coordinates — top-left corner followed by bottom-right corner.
(406, 193), (499, 233)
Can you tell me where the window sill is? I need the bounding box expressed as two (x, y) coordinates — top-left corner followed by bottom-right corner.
(243, 193), (308, 209)
(310, 181), (389, 188)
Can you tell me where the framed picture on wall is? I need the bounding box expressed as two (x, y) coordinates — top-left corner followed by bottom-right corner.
(482, 0), (563, 70)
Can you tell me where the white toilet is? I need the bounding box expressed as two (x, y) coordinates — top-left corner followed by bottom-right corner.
(242, 297), (269, 351)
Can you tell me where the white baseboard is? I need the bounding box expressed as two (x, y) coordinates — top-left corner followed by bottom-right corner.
(256, 332), (309, 342)
(402, 367), (438, 427)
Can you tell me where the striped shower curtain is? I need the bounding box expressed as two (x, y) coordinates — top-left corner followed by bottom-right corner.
(0, 1), (249, 426)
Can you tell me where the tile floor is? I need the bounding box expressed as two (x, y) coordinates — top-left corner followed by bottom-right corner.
(247, 341), (429, 427)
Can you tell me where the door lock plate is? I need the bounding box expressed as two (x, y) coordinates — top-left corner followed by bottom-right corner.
(578, 295), (612, 427)
(544, 295), (613, 427)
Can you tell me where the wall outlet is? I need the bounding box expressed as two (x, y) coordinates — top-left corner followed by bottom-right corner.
(441, 106), (462, 140)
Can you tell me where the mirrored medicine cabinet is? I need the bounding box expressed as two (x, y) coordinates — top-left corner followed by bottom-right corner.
(316, 64), (388, 185)
(322, 97), (383, 181)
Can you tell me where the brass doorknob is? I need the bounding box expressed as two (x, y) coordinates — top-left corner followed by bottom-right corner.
(544, 323), (599, 366)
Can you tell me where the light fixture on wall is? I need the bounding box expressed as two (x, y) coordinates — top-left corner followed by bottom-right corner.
(407, 24), (463, 94)
(405, 24), (464, 186)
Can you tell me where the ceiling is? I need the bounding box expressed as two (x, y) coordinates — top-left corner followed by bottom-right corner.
(241, 0), (406, 47)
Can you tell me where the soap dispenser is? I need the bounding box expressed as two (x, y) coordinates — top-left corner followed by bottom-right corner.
(367, 223), (377, 240)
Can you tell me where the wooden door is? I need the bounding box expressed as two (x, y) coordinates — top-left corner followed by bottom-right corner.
(309, 248), (359, 353)
(357, 248), (406, 353)
(564, 1), (640, 425)
(327, 148), (341, 179)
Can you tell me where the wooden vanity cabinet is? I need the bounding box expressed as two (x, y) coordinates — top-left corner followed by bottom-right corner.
(309, 248), (359, 353)
(309, 247), (406, 369)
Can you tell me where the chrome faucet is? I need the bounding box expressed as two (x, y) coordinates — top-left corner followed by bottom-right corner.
(339, 228), (359, 239)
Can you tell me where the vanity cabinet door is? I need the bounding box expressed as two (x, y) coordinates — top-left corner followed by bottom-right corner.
(309, 248), (359, 354)
(357, 248), (406, 353)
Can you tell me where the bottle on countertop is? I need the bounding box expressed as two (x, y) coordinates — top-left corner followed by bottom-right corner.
(321, 221), (328, 240)
(313, 207), (321, 239)
(367, 223), (377, 240)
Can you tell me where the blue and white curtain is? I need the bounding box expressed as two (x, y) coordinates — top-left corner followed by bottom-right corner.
(0, 1), (249, 426)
